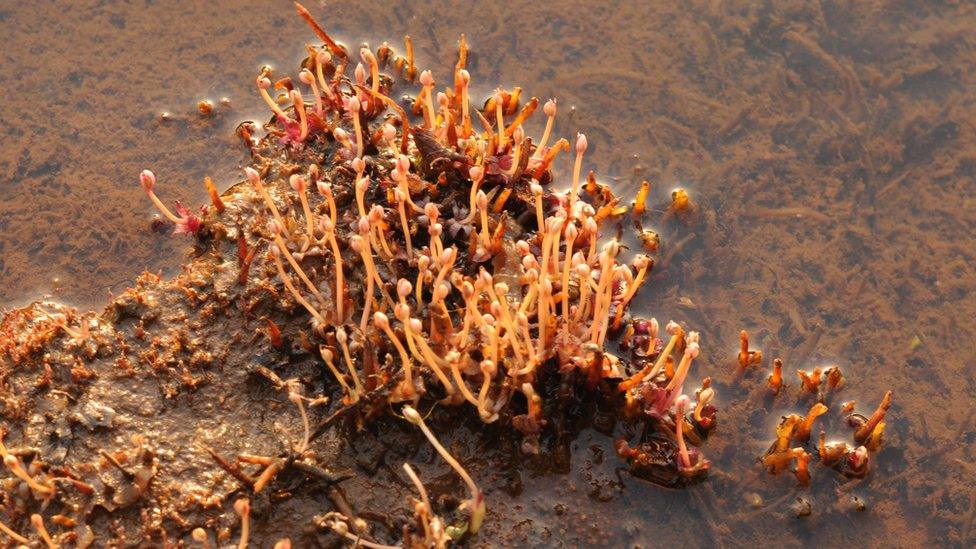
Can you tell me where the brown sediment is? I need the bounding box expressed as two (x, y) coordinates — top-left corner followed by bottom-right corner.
(745, 207), (830, 223)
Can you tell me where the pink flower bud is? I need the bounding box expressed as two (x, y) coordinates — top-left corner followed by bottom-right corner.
(369, 205), (383, 222)
(396, 154), (411, 174)
(382, 123), (396, 142)
(434, 282), (450, 300)
(420, 70), (434, 87)
(354, 63), (366, 85)
(575, 133), (588, 154)
(459, 69), (470, 85)
(257, 77), (272, 90)
(348, 95), (361, 113)
(543, 99), (557, 117)
(397, 279), (412, 297)
(139, 170), (156, 192)
(469, 165), (485, 183)
(289, 174), (307, 193)
(244, 168), (261, 185)
(349, 235), (365, 252)
(440, 247), (456, 265)
(299, 69), (314, 85)
(372, 312), (390, 329)
(316, 50), (331, 65)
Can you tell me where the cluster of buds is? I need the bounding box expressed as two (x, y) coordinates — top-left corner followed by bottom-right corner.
(131, 3), (717, 542)
(762, 379), (891, 485)
(615, 323), (716, 484)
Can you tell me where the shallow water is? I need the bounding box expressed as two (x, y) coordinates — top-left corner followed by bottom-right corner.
(1, 0), (974, 546)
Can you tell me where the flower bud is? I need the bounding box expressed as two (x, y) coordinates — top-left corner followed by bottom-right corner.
(543, 98), (557, 117)
(372, 311), (390, 330)
(289, 174), (307, 193)
(396, 154), (411, 174)
(575, 132), (588, 154)
(397, 279), (412, 297)
(139, 170), (156, 192)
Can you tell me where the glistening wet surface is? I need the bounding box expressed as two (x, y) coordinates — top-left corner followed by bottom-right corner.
(1, 0), (974, 546)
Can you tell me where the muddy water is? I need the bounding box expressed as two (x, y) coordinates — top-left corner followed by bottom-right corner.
(1, 0), (974, 546)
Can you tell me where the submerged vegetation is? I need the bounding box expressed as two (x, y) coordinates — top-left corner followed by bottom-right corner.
(0, 3), (893, 546)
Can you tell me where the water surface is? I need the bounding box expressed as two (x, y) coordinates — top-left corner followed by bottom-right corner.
(1, 0), (973, 546)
